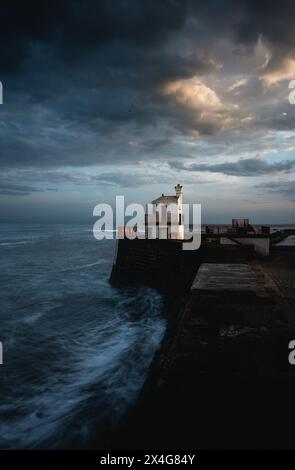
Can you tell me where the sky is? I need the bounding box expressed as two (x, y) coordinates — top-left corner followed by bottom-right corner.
(0, 0), (295, 224)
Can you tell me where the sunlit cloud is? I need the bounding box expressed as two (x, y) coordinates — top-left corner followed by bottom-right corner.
(261, 57), (295, 86)
(161, 77), (222, 110)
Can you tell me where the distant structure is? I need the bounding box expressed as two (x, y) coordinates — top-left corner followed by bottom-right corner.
(145, 184), (184, 240)
(205, 218), (270, 256)
(231, 219), (256, 234)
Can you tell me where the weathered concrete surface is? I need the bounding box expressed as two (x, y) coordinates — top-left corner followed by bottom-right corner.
(190, 263), (272, 326)
(191, 263), (266, 296)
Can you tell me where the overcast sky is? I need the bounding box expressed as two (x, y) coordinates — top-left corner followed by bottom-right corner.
(0, 0), (295, 223)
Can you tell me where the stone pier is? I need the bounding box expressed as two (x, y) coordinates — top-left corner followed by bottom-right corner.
(113, 259), (295, 449)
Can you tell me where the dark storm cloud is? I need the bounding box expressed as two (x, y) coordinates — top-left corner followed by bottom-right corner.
(0, 0), (192, 76)
(0, 0), (218, 168)
(1, 0), (294, 73)
(235, 0), (295, 54)
(1, 0), (295, 169)
(169, 158), (295, 176)
(0, 181), (57, 196)
(257, 180), (295, 200)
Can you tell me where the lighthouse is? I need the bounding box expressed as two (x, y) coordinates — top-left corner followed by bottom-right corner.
(145, 184), (184, 240)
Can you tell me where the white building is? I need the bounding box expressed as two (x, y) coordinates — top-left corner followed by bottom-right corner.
(145, 184), (184, 240)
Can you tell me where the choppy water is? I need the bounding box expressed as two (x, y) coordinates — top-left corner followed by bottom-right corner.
(0, 224), (166, 449)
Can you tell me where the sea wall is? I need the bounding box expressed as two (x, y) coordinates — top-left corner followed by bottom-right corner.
(112, 253), (295, 450)
(110, 237), (254, 293)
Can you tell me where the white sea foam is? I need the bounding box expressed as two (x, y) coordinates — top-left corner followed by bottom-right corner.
(0, 225), (165, 449)
(58, 259), (108, 272)
(0, 240), (33, 247)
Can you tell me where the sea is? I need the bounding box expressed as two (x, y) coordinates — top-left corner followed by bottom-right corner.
(0, 223), (166, 449)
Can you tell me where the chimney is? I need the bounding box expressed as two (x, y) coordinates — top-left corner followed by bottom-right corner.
(175, 184), (183, 199)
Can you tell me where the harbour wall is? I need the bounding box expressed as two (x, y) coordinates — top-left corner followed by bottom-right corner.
(110, 237), (254, 294)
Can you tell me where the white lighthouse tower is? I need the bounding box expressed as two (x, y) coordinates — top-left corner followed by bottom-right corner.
(145, 184), (184, 240)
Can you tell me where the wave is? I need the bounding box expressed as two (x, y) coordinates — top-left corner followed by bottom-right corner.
(0, 288), (165, 449)
(0, 225), (165, 449)
(2, 260), (109, 278)
(0, 241), (34, 247)
(58, 260), (108, 272)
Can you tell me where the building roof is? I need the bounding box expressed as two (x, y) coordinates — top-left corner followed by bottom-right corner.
(151, 195), (178, 205)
